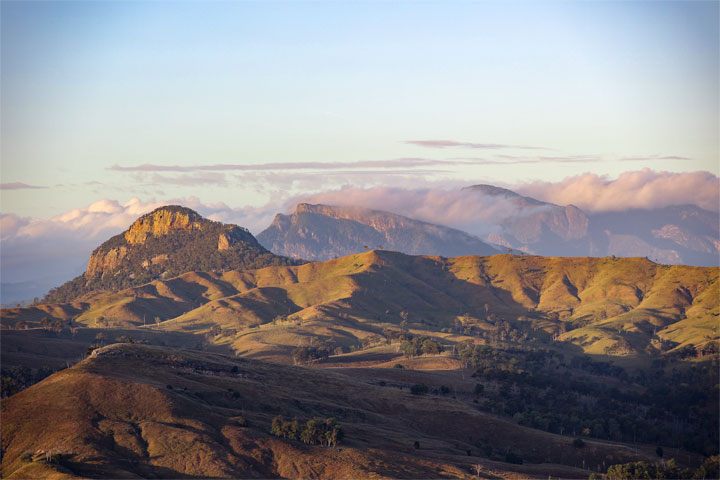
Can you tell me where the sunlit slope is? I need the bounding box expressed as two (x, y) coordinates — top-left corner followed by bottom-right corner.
(0, 343), (667, 479)
(3, 252), (717, 357)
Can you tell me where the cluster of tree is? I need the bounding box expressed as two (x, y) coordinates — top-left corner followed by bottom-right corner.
(270, 416), (342, 447)
(399, 336), (444, 357)
(39, 317), (65, 333)
(291, 344), (333, 365)
(1, 365), (55, 397)
(606, 456), (718, 480)
(459, 342), (718, 457)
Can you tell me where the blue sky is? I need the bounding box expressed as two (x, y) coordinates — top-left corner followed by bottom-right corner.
(1, 0), (718, 219)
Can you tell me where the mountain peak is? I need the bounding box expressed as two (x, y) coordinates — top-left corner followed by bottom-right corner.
(258, 202), (500, 261)
(44, 207), (295, 303)
(464, 184), (521, 198)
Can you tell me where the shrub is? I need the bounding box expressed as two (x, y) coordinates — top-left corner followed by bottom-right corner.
(573, 438), (585, 448)
(410, 384), (429, 395)
(393, 364), (404, 369)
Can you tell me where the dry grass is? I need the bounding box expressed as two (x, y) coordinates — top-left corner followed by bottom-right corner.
(1, 343), (688, 479)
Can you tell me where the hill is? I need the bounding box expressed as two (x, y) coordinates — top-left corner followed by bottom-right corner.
(43, 206), (296, 303)
(0, 343), (698, 479)
(7, 252), (716, 358)
(257, 203), (501, 261)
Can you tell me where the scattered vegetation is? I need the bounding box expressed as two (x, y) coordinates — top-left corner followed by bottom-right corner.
(270, 415), (343, 447)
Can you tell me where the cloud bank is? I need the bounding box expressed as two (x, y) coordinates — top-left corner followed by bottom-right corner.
(405, 140), (550, 150)
(0, 182), (47, 190)
(515, 169), (719, 212)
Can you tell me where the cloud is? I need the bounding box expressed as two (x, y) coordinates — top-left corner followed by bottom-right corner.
(618, 155), (692, 162)
(405, 140), (550, 150)
(108, 158), (465, 173)
(456, 155), (601, 164)
(0, 182), (47, 190)
(514, 169), (719, 212)
(296, 186), (528, 237)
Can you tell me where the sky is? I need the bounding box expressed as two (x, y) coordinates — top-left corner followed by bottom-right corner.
(1, 1), (718, 295)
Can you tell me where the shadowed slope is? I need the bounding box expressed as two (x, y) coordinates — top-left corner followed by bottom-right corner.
(1, 343), (678, 479)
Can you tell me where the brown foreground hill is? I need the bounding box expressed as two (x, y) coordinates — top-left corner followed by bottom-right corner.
(1, 343), (686, 480)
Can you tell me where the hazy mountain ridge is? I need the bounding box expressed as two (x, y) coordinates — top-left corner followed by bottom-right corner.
(466, 185), (719, 265)
(257, 203), (501, 261)
(43, 206), (296, 304)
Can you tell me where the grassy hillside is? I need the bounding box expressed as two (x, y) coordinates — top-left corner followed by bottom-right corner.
(6, 252), (717, 359)
(0, 343), (695, 480)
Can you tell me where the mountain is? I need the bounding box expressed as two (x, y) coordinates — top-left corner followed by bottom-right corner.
(43, 206), (296, 303)
(0, 343), (689, 479)
(464, 184), (590, 256)
(257, 203), (501, 261)
(588, 205), (720, 266)
(465, 185), (720, 266)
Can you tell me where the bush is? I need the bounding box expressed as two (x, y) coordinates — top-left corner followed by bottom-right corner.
(410, 384), (429, 395)
(393, 364), (404, 369)
(414, 441), (420, 449)
(573, 438), (585, 448)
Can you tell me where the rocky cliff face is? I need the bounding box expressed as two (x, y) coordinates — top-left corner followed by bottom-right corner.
(124, 208), (203, 245)
(257, 203), (501, 261)
(45, 206), (294, 303)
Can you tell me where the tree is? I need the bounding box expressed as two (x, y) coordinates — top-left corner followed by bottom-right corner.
(410, 384), (429, 395)
(14, 320), (27, 330)
(271, 415), (285, 437)
(51, 320), (64, 334)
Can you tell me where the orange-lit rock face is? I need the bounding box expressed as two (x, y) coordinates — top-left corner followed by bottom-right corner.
(87, 246), (128, 277)
(125, 209), (202, 245)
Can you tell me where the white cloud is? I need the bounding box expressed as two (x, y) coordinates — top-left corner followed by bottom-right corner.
(515, 169), (719, 212)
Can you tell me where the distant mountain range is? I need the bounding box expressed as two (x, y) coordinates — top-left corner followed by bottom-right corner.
(465, 184), (719, 266)
(24, 185), (720, 305)
(257, 203), (501, 261)
(257, 185), (718, 267)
